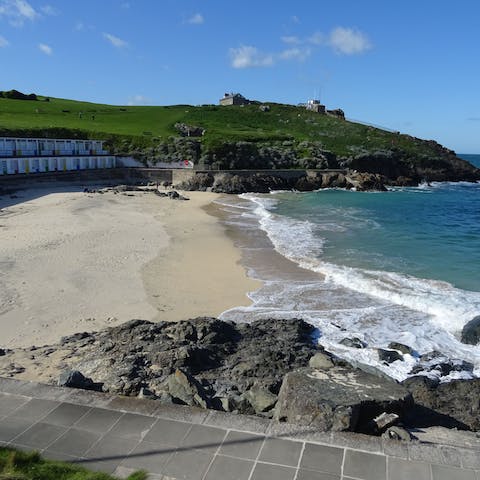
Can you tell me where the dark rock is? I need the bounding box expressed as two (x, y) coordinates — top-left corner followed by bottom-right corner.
(378, 349), (403, 364)
(402, 375), (480, 430)
(174, 122), (205, 137)
(388, 342), (414, 355)
(274, 367), (412, 433)
(339, 337), (366, 349)
(58, 370), (102, 392)
(461, 315), (480, 345)
(166, 368), (210, 408)
(176, 173), (214, 191)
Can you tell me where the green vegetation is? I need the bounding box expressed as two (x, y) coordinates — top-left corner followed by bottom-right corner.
(0, 447), (146, 480)
(0, 95), (440, 157)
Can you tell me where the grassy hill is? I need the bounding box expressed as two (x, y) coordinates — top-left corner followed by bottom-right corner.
(0, 94), (478, 182)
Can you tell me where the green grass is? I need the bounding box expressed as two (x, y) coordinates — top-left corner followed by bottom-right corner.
(0, 447), (146, 480)
(0, 96), (439, 158)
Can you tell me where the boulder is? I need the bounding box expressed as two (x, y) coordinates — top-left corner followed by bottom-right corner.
(274, 367), (412, 433)
(461, 315), (480, 345)
(378, 349), (403, 364)
(58, 370), (102, 392)
(166, 368), (210, 408)
(308, 352), (334, 369)
(402, 376), (480, 430)
(339, 337), (366, 349)
(388, 342), (414, 355)
(245, 385), (277, 413)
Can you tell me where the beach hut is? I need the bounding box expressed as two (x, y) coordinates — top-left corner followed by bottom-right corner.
(37, 157), (48, 172)
(47, 157), (57, 171)
(79, 157), (89, 169)
(30, 158), (40, 173)
(0, 159), (7, 175)
(97, 156), (105, 169)
(6, 158), (19, 174)
(88, 157), (97, 169)
(17, 158), (29, 174)
(0, 138), (15, 156)
(39, 139), (55, 156)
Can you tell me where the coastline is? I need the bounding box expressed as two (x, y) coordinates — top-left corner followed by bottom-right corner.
(0, 185), (259, 351)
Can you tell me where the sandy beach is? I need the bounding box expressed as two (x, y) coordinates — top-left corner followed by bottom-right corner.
(0, 185), (260, 349)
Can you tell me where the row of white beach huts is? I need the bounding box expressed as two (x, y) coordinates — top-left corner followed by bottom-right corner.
(0, 137), (116, 175)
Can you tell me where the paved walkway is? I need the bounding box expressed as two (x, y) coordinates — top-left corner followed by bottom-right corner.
(0, 378), (478, 480)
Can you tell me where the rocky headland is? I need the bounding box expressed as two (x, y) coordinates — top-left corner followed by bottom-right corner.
(1, 317), (479, 436)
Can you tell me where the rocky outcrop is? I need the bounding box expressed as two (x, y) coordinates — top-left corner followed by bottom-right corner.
(402, 376), (480, 431)
(461, 316), (480, 345)
(274, 367), (412, 432)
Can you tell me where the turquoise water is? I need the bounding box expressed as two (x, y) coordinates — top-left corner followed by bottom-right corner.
(274, 180), (480, 292)
(220, 155), (480, 381)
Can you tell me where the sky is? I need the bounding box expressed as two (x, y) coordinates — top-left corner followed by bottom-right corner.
(0, 0), (479, 153)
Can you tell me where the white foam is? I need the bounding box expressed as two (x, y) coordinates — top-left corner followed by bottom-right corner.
(228, 192), (480, 381)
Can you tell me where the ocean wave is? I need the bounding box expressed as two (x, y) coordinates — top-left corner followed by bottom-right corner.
(242, 193), (480, 334)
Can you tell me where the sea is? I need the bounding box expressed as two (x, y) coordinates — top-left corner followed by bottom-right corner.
(217, 154), (480, 382)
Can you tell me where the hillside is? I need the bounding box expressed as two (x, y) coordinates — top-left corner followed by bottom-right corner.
(0, 95), (478, 184)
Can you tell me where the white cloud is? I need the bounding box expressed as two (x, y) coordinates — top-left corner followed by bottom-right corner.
(187, 12), (204, 24)
(127, 94), (151, 106)
(329, 27), (371, 55)
(308, 32), (324, 45)
(0, 34), (9, 47)
(38, 42), (52, 55)
(230, 45), (274, 69)
(40, 4), (57, 15)
(281, 35), (301, 45)
(103, 32), (128, 48)
(0, 0), (38, 26)
(279, 47), (311, 62)
(291, 15), (300, 24)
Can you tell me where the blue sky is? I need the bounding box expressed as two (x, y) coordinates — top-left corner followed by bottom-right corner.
(0, 0), (479, 152)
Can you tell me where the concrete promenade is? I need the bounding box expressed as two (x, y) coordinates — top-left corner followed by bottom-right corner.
(0, 378), (479, 479)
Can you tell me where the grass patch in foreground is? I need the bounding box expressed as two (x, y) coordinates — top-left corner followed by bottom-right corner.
(0, 447), (146, 480)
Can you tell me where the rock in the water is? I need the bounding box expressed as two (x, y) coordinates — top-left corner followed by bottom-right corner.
(388, 342), (414, 355)
(378, 349), (403, 364)
(274, 367), (412, 433)
(339, 337), (366, 349)
(58, 370), (102, 391)
(308, 352), (334, 369)
(461, 315), (480, 345)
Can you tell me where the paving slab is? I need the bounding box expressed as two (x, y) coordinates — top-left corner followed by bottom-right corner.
(431, 463), (476, 480)
(250, 462), (296, 480)
(204, 454), (254, 480)
(143, 417), (192, 446)
(107, 412), (157, 440)
(296, 469), (340, 480)
(48, 427), (102, 457)
(74, 407), (123, 433)
(162, 448), (214, 480)
(258, 437), (303, 467)
(121, 440), (174, 474)
(9, 398), (60, 420)
(41, 402), (91, 427)
(13, 422), (68, 449)
(0, 393), (29, 417)
(219, 430), (265, 460)
(299, 442), (344, 475)
(387, 457), (431, 480)
(0, 416), (37, 442)
(180, 424), (227, 454)
(343, 449), (386, 480)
